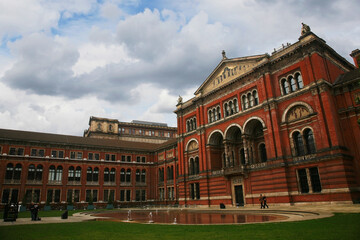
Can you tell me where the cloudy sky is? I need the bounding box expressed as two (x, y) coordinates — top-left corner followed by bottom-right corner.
(0, 0), (359, 136)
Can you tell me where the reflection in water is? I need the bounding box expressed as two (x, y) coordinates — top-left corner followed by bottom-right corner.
(95, 210), (287, 224)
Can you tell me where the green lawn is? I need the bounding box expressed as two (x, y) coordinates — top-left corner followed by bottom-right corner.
(0, 213), (359, 240)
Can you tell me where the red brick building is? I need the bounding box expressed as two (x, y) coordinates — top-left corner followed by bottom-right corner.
(1, 26), (360, 208)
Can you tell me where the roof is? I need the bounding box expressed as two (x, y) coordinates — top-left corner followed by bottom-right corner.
(0, 128), (177, 152)
(334, 68), (360, 86)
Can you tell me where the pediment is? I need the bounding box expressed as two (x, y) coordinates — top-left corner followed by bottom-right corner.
(195, 54), (268, 96)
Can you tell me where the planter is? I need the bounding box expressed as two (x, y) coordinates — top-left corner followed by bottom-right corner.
(43, 205), (51, 211)
(67, 205), (74, 211)
(87, 205), (94, 210)
(106, 204), (114, 209)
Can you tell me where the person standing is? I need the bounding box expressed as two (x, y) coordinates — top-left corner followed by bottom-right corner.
(30, 203), (35, 221)
(263, 195), (269, 208)
(259, 194), (264, 209)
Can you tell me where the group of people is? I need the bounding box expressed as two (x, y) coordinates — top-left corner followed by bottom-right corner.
(259, 194), (269, 209)
(30, 203), (41, 221)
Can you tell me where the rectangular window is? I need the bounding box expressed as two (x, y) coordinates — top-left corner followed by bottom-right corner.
(67, 190), (73, 203)
(120, 190), (125, 201)
(121, 156), (126, 162)
(51, 150), (57, 158)
(136, 156), (141, 162)
(70, 152), (76, 159)
(135, 190), (140, 201)
(104, 190), (109, 202)
(309, 167), (322, 192)
(38, 149), (45, 157)
(47, 189), (53, 203)
(111, 155), (116, 161)
(86, 190), (91, 202)
(58, 151), (64, 158)
(88, 153), (93, 160)
(105, 154), (110, 161)
(298, 168), (309, 193)
(54, 189), (61, 202)
(95, 153), (100, 160)
(127, 156), (131, 162)
(31, 149), (37, 156)
(141, 190), (146, 201)
(9, 147), (16, 155)
(190, 183), (200, 200)
(142, 157), (146, 163)
(0, 146), (2, 154)
(126, 190), (131, 202)
(74, 190), (80, 202)
(77, 152), (82, 159)
(17, 148), (24, 156)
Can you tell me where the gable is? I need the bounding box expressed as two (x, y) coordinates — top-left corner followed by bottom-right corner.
(195, 54), (268, 96)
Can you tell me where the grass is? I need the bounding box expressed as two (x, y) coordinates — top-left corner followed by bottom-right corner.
(0, 213), (359, 240)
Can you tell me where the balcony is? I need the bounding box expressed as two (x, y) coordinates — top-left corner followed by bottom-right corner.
(223, 165), (247, 177)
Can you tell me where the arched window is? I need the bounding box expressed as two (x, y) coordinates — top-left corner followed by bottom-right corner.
(189, 158), (194, 175)
(126, 169), (131, 182)
(136, 169), (141, 182)
(93, 167), (99, 182)
(224, 103), (229, 117)
(209, 110), (213, 123)
(27, 164), (36, 180)
(281, 78), (290, 95)
(229, 101), (234, 115)
(290, 76), (297, 92)
(49, 165), (56, 181)
(75, 167), (81, 181)
(243, 95), (249, 109)
(293, 132), (305, 156)
(104, 168), (110, 182)
(217, 106), (221, 120)
(110, 168), (115, 182)
(222, 152), (226, 168)
(259, 143), (267, 162)
(194, 118), (197, 129)
(304, 129), (316, 154)
(13, 164), (22, 180)
(253, 91), (259, 106)
(170, 166), (174, 180)
(213, 109), (217, 121)
(141, 169), (146, 183)
(240, 148), (245, 165)
(36, 165), (43, 181)
(68, 166), (75, 181)
(120, 168), (126, 182)
(295, 73), (304, 89)
(248, 93), (253, 107)
(187, 121), (190, 132)
(234, 99), (239, 112)
(5, 163), (14, 180)
(56, 166), (63, 181)
(195, 157), (199, 174)
(87, 167), (92, 181)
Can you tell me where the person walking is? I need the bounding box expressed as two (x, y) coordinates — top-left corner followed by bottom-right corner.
(263, 195), (269, 208)
(259, 194), (264, 209)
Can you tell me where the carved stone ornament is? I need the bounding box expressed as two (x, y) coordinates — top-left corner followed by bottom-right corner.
(301, 23), (311, 36)
(286, 106), (310, 122)
(187, 140), (199, 151)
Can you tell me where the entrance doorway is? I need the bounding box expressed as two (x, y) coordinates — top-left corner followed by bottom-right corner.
(234, 185), (244, 206)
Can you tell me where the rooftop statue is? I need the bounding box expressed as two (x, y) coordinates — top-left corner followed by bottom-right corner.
(301, 23), (311, 36)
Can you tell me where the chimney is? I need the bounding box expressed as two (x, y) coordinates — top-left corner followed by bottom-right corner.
(350, 49), (360, 68)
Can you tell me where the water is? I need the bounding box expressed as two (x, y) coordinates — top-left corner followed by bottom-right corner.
(95, 210), (287, 224)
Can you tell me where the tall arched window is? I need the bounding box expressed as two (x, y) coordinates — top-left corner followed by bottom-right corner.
(217, 106), (221, 120)
(49, 165), (56, 181)
(104, 168), (110, 182)
(27, 164), (36, 180)
(259, 143), (267, 162)
(281, 78), (290, 95)
(229, 101), (234, 115)
(195, 157), (199, 174)
(189, 158), (194, 175)
(56, 166), (63, 181)
(75, 167), (81, 181)
(141, 169), (146, 183)
(87, 167), (92, 181)
(136, 169), (141, 182)
(5, 163), (14, 180)
(248, 93), (253, 107)
(293, 132), (305, 156)
(36, 165), (43, 181)
(126, 169), (131, 182)
(295, 73), (304, 89)
(14, 164), (22, 180)
(253, 91), (259, 106)
(209, 110), (213, 123)
(224, 103), (229, 117)
(304, 129), (316, 154)
(243, 95), (249, 109)
(234, 99), (239, 112)
(290, 76), (297, 92)
(110, 168), (115, 182)
(120, 168), (126, 182)
(68, 166), (75, 181)
(93, 167), (99, 182)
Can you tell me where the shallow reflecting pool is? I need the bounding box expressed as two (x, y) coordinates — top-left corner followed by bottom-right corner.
(94, 210), (288, 224)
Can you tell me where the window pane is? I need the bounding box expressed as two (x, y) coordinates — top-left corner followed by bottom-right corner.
(298, 169), (309, 193)
(309, 167), (322, 192)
